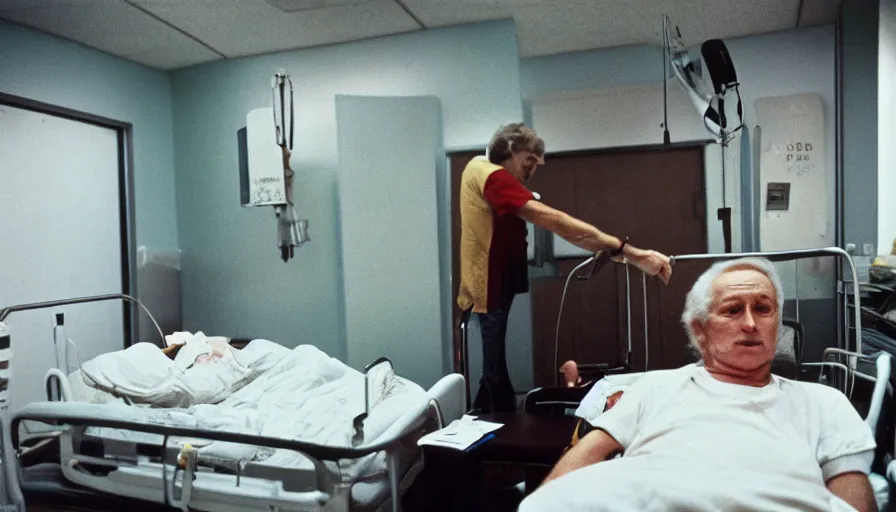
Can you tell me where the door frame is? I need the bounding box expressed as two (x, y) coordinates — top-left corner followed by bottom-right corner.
(0, 92), (137, 347)
(545, 139), (715, 158)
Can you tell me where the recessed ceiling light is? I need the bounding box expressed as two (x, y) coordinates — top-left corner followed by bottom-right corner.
(264, 0), (372, 12)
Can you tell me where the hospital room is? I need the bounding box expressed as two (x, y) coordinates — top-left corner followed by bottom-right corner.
(1, 0), (896, 510)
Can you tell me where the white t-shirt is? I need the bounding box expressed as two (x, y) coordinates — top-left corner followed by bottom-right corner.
(519, 364), (877, 512)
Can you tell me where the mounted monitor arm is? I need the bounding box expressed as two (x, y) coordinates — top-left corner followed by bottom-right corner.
(663, 15), (744, 145)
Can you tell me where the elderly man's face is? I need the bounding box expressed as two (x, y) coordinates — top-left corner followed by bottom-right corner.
(693, 267), (779, 374)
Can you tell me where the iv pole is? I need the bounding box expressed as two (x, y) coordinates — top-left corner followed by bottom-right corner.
(662, 15), (733, 253)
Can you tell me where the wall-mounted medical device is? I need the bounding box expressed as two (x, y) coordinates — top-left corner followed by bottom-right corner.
(237, 70), (309, 262)
(241, 107), (288, 207)
(766, 182), (791, 211)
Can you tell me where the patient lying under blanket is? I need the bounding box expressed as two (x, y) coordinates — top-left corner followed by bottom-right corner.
(520, 257), (878, 512)
(67, 332), (287, 407)
(65, 334), (426, 482)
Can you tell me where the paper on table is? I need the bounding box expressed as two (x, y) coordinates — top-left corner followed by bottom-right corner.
(417, 414), (503, 451)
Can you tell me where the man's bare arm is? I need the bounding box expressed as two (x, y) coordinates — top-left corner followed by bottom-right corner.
(826, 472), (877, 512)
(540, 429), (623, 487)
(516, 200), (619, 253)
(516, 200), (672, 284)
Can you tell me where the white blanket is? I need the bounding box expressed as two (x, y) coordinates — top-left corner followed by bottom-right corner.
(72, 333), (288, 407)
(85, 343), (426, 482)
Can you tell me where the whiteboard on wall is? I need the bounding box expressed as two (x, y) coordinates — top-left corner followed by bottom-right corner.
(755, 93), (833, 300)
(0, 104), (125, 412)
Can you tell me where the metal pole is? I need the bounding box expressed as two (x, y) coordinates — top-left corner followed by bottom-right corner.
(625, 264), (632, 367)
(642, 272), (649, 371)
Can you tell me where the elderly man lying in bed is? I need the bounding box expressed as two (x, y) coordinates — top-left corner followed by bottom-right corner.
(520, 257), (877, 512)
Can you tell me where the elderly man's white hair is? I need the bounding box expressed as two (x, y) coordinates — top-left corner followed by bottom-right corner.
(681, 257), (785, 355)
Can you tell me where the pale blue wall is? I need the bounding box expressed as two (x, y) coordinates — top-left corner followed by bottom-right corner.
(336, 95), (444, 387)
(521, 44), (661, 99)
(170, 20), (523, 359)
(842, 0), (880, 256)
(0, 20), (179, 253)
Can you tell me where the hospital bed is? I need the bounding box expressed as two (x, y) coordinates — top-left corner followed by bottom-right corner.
(0, 294), (466, 512)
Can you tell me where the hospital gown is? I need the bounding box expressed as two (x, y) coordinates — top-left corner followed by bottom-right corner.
(519, 364), (876, 512)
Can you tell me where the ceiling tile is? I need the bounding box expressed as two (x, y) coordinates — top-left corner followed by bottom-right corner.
(1, 0), (833, 70)
(120, 39), (224, 70)
(798, 0), (841, 27)
(402, 0), (803, 57)
(129, 0), (422, 59)
(0, 0), (222, 69)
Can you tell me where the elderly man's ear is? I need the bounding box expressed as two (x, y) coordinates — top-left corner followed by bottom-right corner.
(691, 320), (707, 348)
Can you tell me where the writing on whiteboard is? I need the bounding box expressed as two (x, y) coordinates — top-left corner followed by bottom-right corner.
(771, 142), (816, 178)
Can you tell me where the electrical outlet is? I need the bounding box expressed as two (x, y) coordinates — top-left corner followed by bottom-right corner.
(863, 243), (875, 256)
(137, 245), (148, 268)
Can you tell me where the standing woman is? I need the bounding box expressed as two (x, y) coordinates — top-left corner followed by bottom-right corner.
(456, 123), (673, 414)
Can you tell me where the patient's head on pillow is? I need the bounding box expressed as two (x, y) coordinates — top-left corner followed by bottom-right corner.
(681, 257), (785, 382)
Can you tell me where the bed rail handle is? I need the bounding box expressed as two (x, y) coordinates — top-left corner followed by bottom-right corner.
(165, 444), (197, 511)
(353, 357), (394, 446)
(43, 368), (73, 402)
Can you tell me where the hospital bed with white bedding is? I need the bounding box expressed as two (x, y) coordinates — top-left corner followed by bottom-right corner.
(0, 294), (466, 512)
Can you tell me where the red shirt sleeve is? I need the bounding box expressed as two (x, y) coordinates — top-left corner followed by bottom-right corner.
(482, 169), (534, 216)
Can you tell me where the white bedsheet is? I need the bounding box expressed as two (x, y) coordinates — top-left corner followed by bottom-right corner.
(85, 343), (426, 482)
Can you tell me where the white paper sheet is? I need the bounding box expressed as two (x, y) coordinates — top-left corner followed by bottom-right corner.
(417, 415), (503, 451)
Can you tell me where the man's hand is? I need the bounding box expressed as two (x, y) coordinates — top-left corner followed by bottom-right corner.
(620, 247), (673, 284)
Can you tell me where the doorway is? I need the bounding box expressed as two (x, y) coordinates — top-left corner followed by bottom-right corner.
(0, 93), (135, 411)
(450, 143), (709, 390)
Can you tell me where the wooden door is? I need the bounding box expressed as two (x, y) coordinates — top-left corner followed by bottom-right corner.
(528, 145), (710, 387)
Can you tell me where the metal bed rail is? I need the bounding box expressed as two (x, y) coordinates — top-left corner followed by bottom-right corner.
(454, 246), (863, 400)
(10, 392), (441, 512)
(0, 293), (166, 347)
